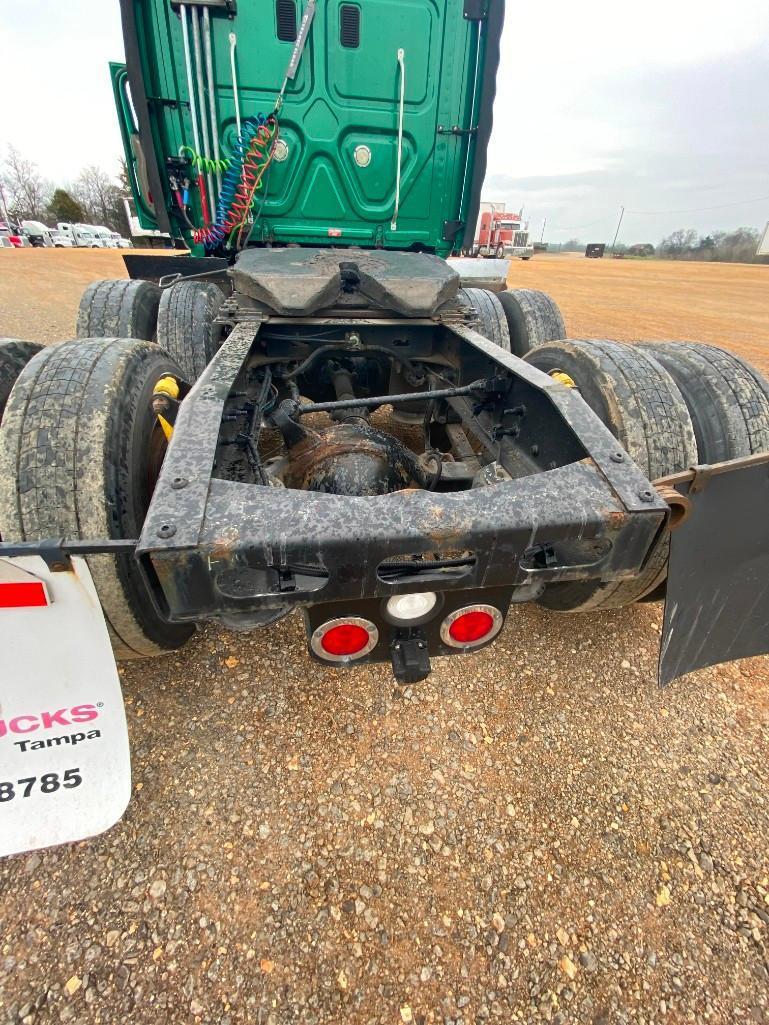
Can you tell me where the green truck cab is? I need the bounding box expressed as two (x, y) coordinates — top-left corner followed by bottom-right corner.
(113, 0), (503, 256)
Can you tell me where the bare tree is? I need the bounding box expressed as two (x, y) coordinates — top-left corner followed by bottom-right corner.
(659, 226), (761, 263)
(0, 145), (52, 220)
(658, 228), (699, 257)
(73, 163), (132, 233)
(74, 165), (117, 227)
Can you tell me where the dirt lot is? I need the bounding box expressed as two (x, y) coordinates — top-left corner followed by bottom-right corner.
(1, 250), (769, 1025)
(2, 248), (768, 373)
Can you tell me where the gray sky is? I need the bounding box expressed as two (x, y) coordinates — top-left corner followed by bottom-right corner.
(1, 0), (768, 244)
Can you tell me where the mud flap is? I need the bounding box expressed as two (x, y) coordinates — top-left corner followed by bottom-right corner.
(0, 556), (131, 858)
(659, 455), (769, 684)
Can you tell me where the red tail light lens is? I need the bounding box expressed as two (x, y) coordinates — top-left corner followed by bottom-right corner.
(311, 617), (379, 662)
(449, 609), (494, 643)
(441, 604), (503, 649)
(322, 623), (369, 656)
(0, 580), (50, 609)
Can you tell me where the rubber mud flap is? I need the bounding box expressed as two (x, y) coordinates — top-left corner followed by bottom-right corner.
(659, 456), (769, 684)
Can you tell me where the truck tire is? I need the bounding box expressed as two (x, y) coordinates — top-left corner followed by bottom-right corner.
(524, 339), (697, 611)
(0, 338), (43, 422)
(496, 289), (566, 358)
(457, 287), (511, 352)
(76, 279), (161, 341)
(0, 337), (194, 659)
(636, 341), (769, 461)
(156, 280), (226, 383)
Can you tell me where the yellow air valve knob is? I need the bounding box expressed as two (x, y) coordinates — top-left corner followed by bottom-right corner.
(153, 375), (180, 400)
(152, 376), (181, 441)
(550, 370), (577, 389)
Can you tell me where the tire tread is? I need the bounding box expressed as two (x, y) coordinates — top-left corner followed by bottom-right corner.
(76, 279), (161, 340)
(156, 281), (225, 382)
(457, 287), (511, 351)
(497, 289), (566, 357)
(525, 339), (697, 611)
(0, 337), (192, 659)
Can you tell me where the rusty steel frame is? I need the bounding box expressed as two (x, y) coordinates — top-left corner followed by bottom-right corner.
(133, 319), (669, 666)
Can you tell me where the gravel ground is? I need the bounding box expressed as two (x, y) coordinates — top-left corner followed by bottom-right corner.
(1, 254), (769, 1025)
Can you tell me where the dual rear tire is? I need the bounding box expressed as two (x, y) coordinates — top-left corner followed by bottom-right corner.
(76, 277), (226, 383)
(459, 287), (566, 357)
(76, 279), (162, 341)
(0, 338), (193, 659)
(0, 338), (44, 421)
(525, 339), (769, 611)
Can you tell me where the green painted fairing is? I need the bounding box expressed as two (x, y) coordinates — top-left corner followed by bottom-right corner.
(116, 0), (502, 254)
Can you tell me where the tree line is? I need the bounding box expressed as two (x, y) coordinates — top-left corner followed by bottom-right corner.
(0, 145), (131, 235)
(553, 226), (765, 263)
(656, 227), (763, 263)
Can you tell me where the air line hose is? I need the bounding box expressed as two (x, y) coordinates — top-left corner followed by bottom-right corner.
(179, 147), (230, 175)
(193, 115), (278, 251)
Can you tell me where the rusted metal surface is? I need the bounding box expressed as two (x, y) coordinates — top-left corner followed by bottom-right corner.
(135, 302), (671, 667)
(142, 459), (662, 630)
(653, 483), (692, 530)
(278, 421), (432, 496)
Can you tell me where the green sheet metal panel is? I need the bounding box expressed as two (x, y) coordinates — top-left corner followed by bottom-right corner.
(117, 0), (503, 255)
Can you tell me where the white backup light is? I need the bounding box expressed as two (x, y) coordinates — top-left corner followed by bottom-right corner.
(385, 591), (438, 621)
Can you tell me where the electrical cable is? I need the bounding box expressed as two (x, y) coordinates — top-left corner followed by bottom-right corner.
(173, 189), (196, 230)
(227, 119), (277, 247)
(625, 194), (769, 215)
(193, 116), (278, 250)
(179, 147), (230, 174)
(233, 129), (279, 248)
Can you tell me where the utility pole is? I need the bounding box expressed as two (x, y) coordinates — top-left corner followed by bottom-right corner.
(540, 217), (546, 243)
(610, 205), (624, 254)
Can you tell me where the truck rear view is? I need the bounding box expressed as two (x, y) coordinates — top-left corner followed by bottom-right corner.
(0, 0), (768, 856)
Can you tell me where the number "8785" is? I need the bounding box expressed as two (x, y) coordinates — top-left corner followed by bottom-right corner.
(0, 769), (82, 802)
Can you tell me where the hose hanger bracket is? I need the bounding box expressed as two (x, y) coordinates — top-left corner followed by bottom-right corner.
(171, 0), (237, 13)
(463, 0), (488, 18)
(391, 48), (406, 231)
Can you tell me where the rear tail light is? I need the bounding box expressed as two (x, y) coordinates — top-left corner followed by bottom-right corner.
(0, 579), (50, 609)
(440, 604), (503, 649)
(311, 617), (379, 662)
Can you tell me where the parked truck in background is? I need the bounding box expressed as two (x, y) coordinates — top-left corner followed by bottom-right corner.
(122, 197), (174, 248)
(20, 220), (55, 247)
(56, 222), (102, 247)
(109, 230), (133, 248)
(469, 201), (533, 259)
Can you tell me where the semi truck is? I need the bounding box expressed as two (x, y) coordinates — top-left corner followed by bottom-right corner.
(19, 220), (55, 247)
(470, 201), (533, 259)
(0, 0), (768, 856)
(56, 222), (103, 247)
